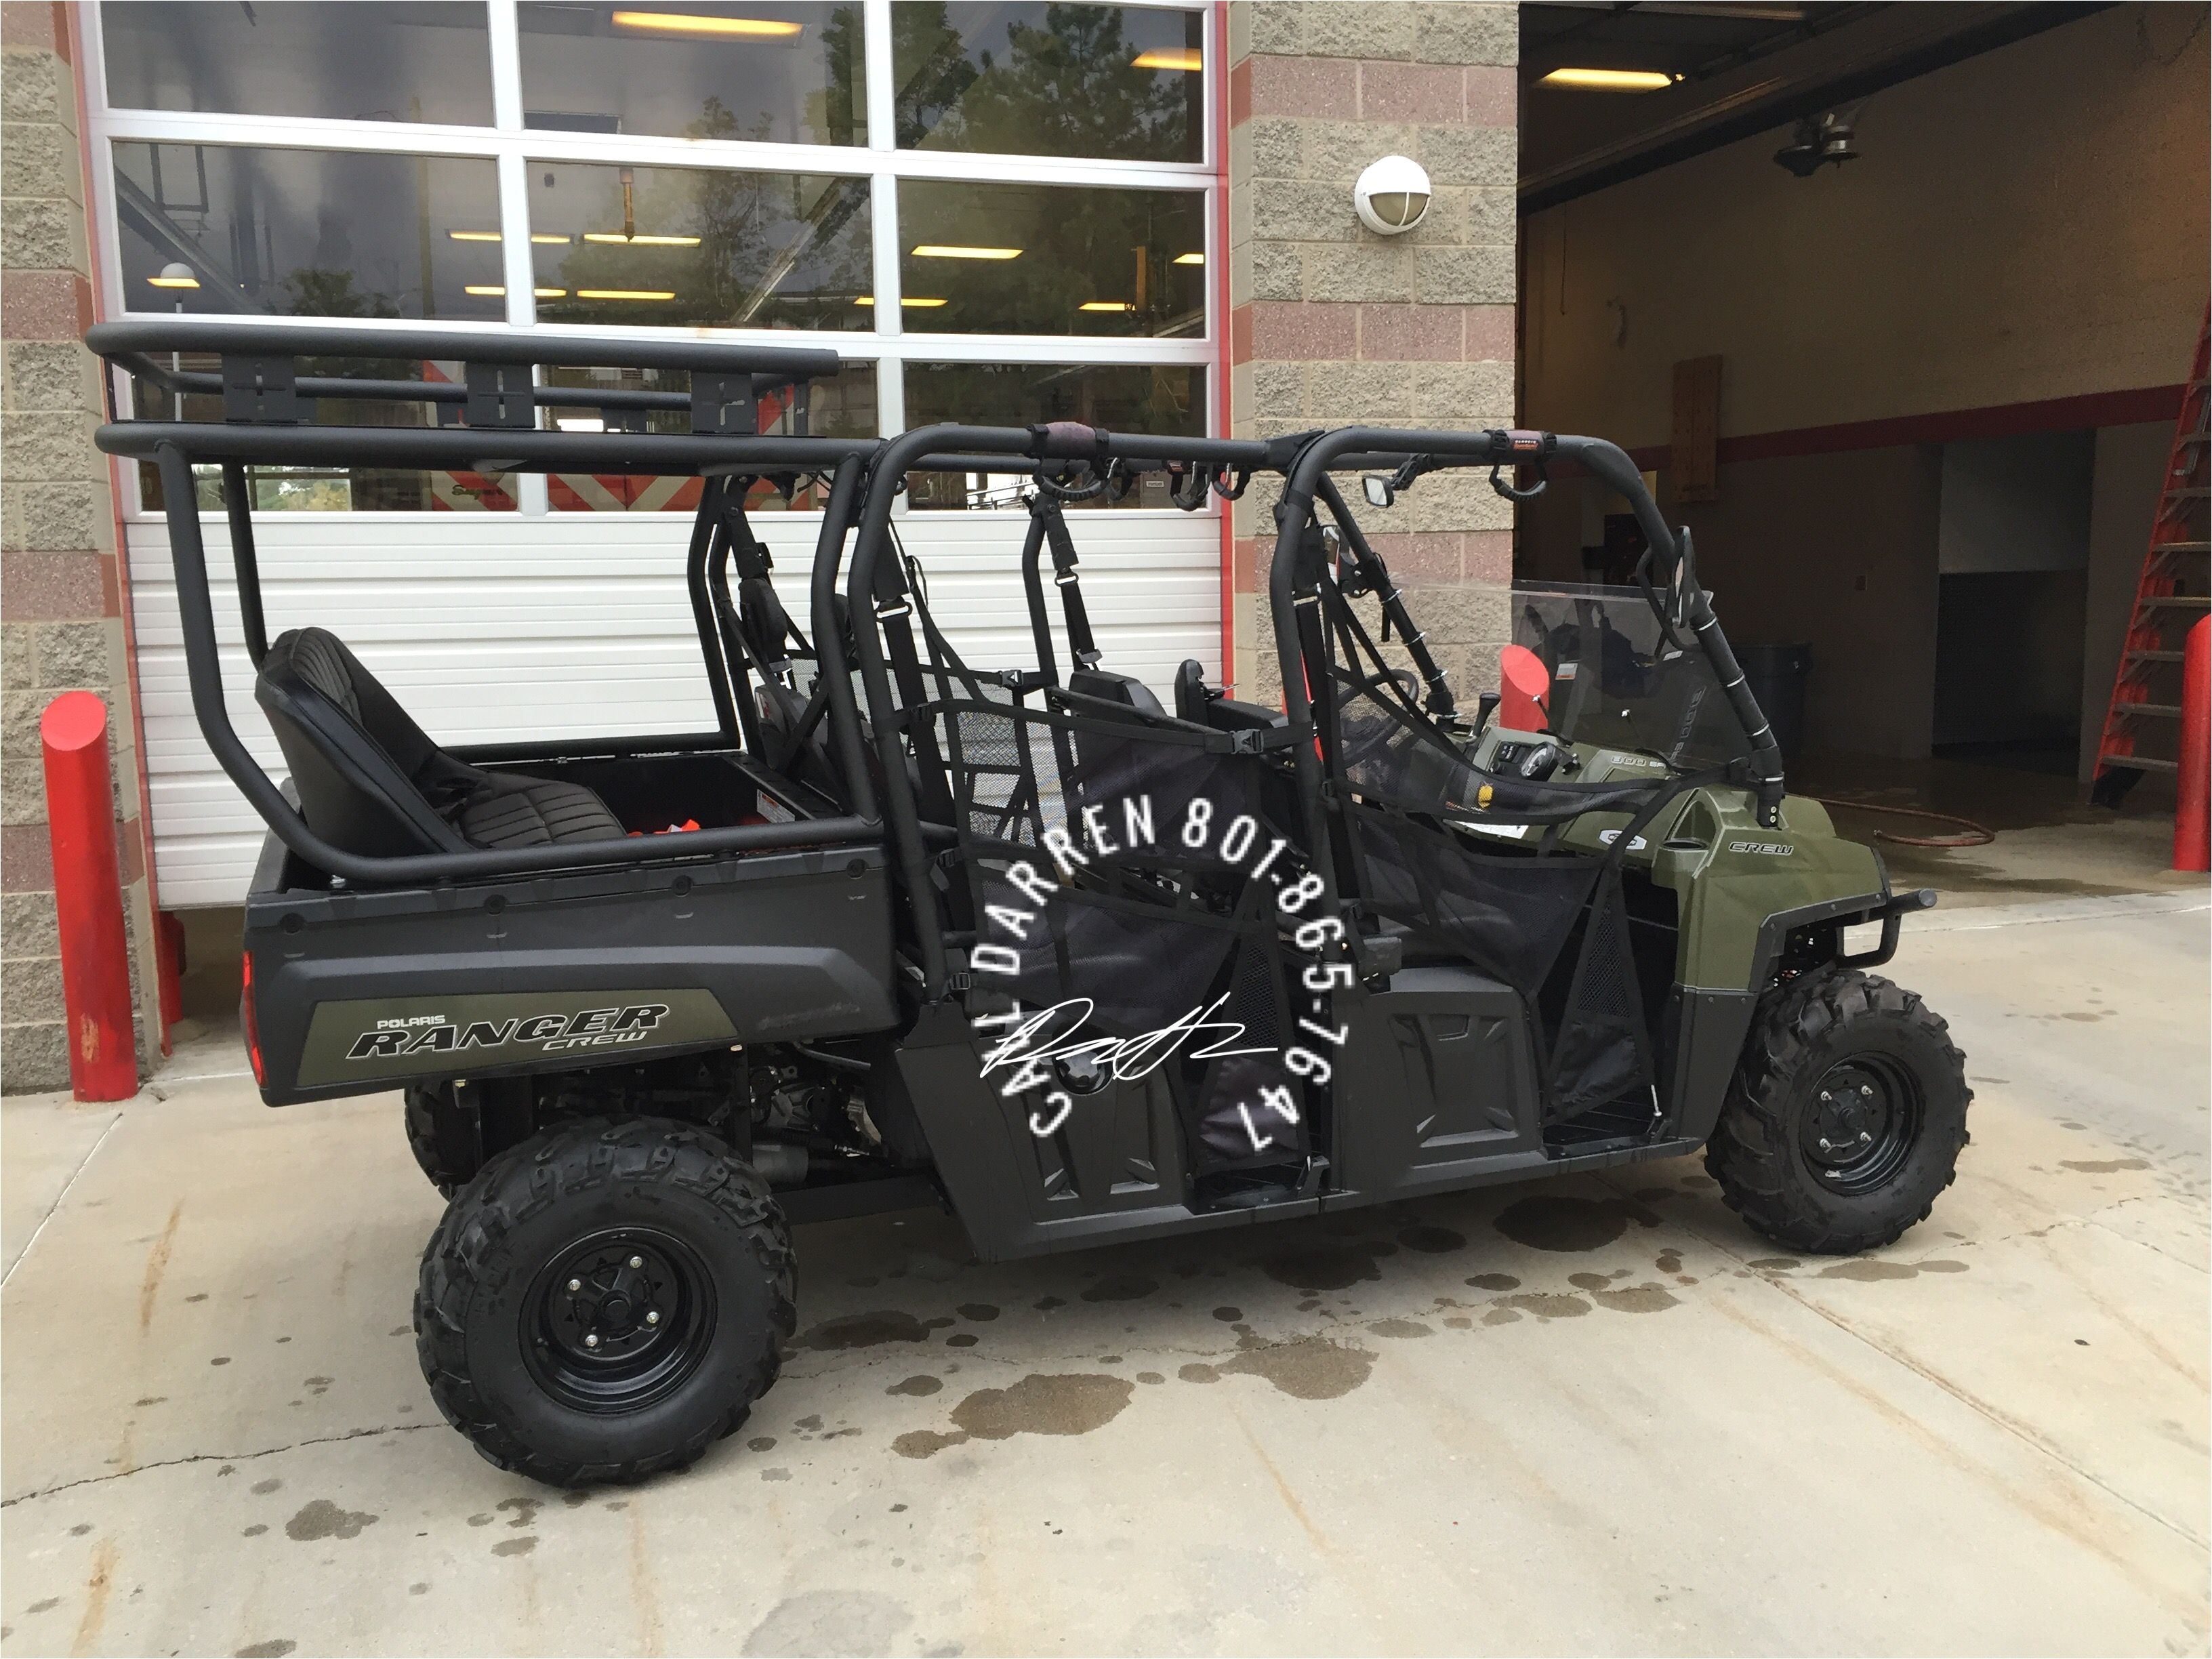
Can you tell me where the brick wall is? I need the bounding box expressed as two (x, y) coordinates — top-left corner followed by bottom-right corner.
(1, 2), (162, 1092)
(1224, 0), (1517, 709)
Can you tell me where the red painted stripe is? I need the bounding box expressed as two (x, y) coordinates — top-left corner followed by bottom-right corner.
(1622, 384), (2190, 472)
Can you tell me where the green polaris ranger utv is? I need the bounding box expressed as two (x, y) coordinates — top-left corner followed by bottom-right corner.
(93, 321), (1968, 1487)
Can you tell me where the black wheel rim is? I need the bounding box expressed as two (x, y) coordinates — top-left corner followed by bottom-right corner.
(1799, 1054), (1923, 1197)
(521, 1228), (717, 1414)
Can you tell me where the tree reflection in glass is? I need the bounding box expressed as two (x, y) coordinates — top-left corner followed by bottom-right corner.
(895, 3), (1204, 163)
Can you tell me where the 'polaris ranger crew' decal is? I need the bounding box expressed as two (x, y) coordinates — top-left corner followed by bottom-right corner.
(295, 989), (737, 1087)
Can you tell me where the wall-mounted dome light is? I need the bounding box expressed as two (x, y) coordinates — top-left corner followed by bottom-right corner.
(1353, 156), (1431, 237)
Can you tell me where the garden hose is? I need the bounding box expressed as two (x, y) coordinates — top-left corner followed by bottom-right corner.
(1811, 796), (1996, 848)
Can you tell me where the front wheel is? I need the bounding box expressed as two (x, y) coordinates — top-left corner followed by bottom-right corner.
(415, 1117), (794, 1486)
(1706, 968), (1970, 1254)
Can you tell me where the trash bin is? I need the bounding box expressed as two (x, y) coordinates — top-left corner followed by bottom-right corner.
(1737, 644), (1812, 760)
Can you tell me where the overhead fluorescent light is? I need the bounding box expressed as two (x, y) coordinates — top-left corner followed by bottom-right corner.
(464, 285), (507, 295)
(146, 274), (200, 289)
(1133, 47), (1202, 71)
(576, 288), (677, 300)
(583, 231), (702, 246)
(558, 417), (607, 432)
(1172, 251), (1204, 266)
(1538, 66), (1676, 91)
(536, 288), (567, 298)
(912, 244), (1021, 260)
(450, 231), (576, 243)
(532, 233), (572, 244)
(1079, 301), (1134, 312)
(854, 296), (948, 307)
(610, 12), (803, 39)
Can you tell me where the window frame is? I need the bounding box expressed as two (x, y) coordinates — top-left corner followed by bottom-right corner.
(83, 0), (1221, 520)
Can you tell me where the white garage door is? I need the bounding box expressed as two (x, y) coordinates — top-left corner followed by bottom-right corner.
(123, 508), (1225, 907)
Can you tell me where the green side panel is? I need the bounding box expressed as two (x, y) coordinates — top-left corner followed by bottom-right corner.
(1551, 767), (1885, 994)
(298, 988), (737, 1089)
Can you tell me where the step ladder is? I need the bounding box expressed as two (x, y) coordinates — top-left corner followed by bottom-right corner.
(2089, 303), (2211, 807)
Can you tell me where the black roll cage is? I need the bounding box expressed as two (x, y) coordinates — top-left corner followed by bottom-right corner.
(91, 323), (1782, 986)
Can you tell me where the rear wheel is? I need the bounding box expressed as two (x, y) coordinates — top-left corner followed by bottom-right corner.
(1706, 968), (1969, 1254)
(415, 1117), (794, 1486)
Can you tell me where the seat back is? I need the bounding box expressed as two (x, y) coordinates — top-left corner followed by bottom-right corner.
(255, 628), (472, 859)
(1068, 666), (1168, 720)
(1171, 657), (1287, 734)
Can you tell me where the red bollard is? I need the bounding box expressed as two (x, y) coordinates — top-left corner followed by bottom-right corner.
(2177, 614), (2210, 874)
(39, 692), (138, 1101)
(1498, 644), (1551, 732)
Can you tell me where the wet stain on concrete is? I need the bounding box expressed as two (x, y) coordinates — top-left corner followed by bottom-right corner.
(1080, 1275), (1158, 1303)
(241, 1525), (267, 1538)
(496, 1498), (539, 1529)
(886, 1375), (943, 1397)
(762, 1469), (792, 1482)
(1442, 1315), (1473, 1329)
(1465, 1273), (1521, 1292)
(251, 1479), (281, 1496)
(466, 1513), (492, 1527)
(68, 1524), (91, 1537)
(409, 1584), (430, 1596)
(741, 1589), (912, 1657)
(1184, 1336), (1378, 1399)
(1033, 1295), (1066, 1311)
(945, 1333), (978, 1348)
(1398, 1225), (1467, 1254)
(285, 1501), (377, 1542)
(791, 1311), (932, 1351)
(796, 1415), (823, 1431)
(234, 1641), (296, 1657)
(491, 1537), (537, 1557)
(1261, 1243), (1384, 1291)
(1494, 1195), (1654, 1252)
(2062, 1158), (2150, 1174)
(26, 1599), (58, 1615)
(1498, 1292), (1591, 1319)
(1655, 1250), (1683, 1275)
(956, 1303), (1000, 1321)
(1592, 1284), (1680, 1313)
(185, 1293), (207, 1303)
(747, 1437), (776, 1452)
(1369, 1317), (1433, 1339)
(133, 1396), (165, 1408)
(209, 1357), (231, 1367)
(1818, 1258), (1970, 1282)
(1748, 1258), (1801, 1272)
(1136, 1371), (1165, 1384)
(304, 1376), (331, 1396)
(1212, 1306), (1242, 1322)
(893, 1372), (1135, 1458)
(954, 1373), (1134, 1439)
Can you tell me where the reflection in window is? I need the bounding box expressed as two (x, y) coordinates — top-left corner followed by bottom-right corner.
(102, 2), (494, 125)
(112, 143), (504, 320)
(893, 3), (1202, 161)
(538, 361), (876, 510)
(133, 354), (518, 512)
(517, 3), (865, 144)
(904, 363), (1203, 508)
(897, 180), (1202, 337)
(529, 163), (871, 330)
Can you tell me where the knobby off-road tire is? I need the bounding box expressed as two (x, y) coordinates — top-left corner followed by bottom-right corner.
(415, 1116), (795, 1487)
(1706, 968), (1970, 1254)
(404, 1085), (474, 1198)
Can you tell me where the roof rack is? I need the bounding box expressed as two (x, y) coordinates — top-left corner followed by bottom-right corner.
(88, 319), (851, 471)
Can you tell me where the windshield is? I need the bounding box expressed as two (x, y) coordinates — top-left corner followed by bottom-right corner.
(1513, 582), (1752, 770)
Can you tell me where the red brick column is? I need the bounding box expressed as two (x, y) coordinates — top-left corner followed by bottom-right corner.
(1224, 1), (1518, 707)
(3, 3), (163, 1091)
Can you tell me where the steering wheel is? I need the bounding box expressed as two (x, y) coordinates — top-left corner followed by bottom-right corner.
(1336, 669), (1425, 774)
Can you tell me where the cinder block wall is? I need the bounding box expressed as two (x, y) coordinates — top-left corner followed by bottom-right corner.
(2, 3), (163, 1092)
(1224, 0), (1518, 710)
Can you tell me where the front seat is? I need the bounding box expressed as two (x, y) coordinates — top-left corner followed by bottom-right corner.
(256, 627), (625, 860)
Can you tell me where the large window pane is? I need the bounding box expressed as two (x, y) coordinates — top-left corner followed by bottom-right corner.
(102, 3), (493, 126)
(529, 162), (871, 330)
(893, 3), (1202, 161)
(518, 3), (865, 145)
(539, 361), (876, 510)
(904, 363), (1204, 509)
(113, 142), (504, 319)
(898, 181), (1202, 337)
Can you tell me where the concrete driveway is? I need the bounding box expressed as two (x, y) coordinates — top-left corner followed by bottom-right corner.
(3, 887), (2205, 1657)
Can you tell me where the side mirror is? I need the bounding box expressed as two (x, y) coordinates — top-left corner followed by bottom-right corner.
(1497, 644), (1551, 732)
(1362, 474), (1395, 509)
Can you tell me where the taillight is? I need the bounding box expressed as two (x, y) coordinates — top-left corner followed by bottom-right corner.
(240, 950), (266, 1086)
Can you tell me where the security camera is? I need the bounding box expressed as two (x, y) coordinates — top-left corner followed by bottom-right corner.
(1353, 156), (1431, 236)
(1774, 112), (1859, 178)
